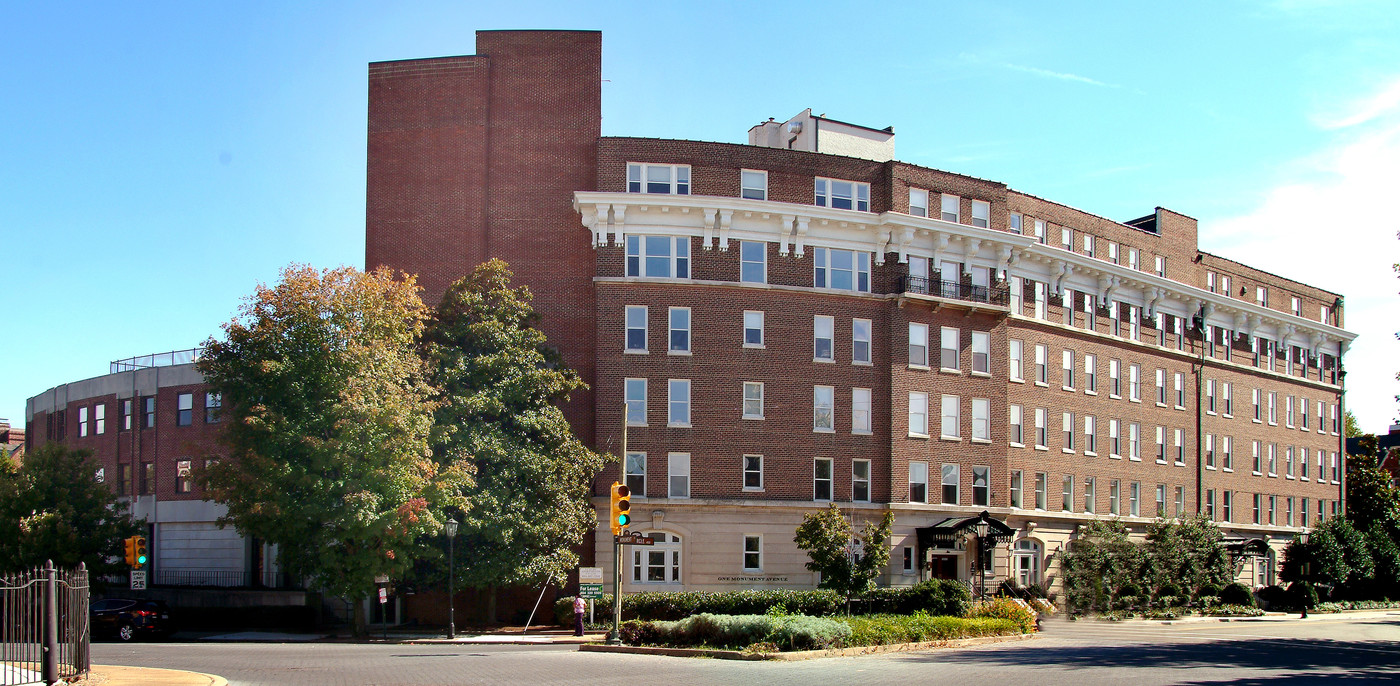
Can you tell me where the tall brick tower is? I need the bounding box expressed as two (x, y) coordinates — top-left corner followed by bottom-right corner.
(365, 30), (602, 443)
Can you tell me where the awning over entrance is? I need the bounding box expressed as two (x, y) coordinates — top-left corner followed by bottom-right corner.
(916, 510), (1016, 549)
(1222, 537), (1270, 556)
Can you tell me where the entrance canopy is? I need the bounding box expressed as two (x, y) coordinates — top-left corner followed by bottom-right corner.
(1222, 537), (1270, 556)
(916, 510), (1015, 550)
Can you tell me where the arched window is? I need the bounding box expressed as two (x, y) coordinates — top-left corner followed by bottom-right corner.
(632, 532), (682, 584)
(1012, 539), (1042, 588)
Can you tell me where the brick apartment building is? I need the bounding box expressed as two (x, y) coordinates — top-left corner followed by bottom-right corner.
(365, 30), (1354, 595)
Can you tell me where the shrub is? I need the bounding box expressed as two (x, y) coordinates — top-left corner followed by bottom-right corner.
(554, 589), (845, 625)
(621, 613), (851, 650)
(1156, 583), (1182, 600)
(1196, 595), (1221, 608)
(967, 597), (1038, 633)
(844, 614), (1018, 646)
(1205, 604), (1264, 617)
(1219, 583), (1255, 607)
(1196, 583), (1222, 600)
(1257, 585), (1289, 610)
(1140, 607), (1186, 620)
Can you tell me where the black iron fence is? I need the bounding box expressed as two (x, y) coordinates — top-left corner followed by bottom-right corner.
(1, 561), (89, 685)
(900, 275), (1009, 306)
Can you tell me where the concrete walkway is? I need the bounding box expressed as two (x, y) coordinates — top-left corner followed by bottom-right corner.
(86, 665), (226, 686)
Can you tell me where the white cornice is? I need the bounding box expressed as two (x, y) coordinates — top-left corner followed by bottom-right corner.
(574, 192), (1355, 352)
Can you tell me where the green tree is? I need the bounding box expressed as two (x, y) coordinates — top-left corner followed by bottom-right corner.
(0, 443), (140, 577)
(793, 504), (894, 611)
(1060, 520), (1144, 612)
(197, 265), (464, 636)
(1344, 410), (1363, 439)
(422, 259), (605, 623)
(1344, 453), (1400, 532)
(1144, 515), (1231, 602)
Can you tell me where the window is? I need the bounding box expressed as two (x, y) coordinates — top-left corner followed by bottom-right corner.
(813, 386), (834, 431)
(121, 399), (133, 431)
(815, 177), (870, 212)
(742, 382), (764, 420)
(1034, 408), (1047, 449)
(1110, 359), (1121, 398)
(744, 310), (764, 347)
(95, 403), (106, 434)
(1128, 248), (1140, 271)
(625, 235), (690, 278)
(1155, 369), (1167, 405)
(1285, 395), (1294, 427)
(1268, 392), (1277, 425)
(1010, 471), (1024, 508)
(1009, 212), (1023, 234)
(1109, 419), (1121, 457)
(1061, 227), (1073, 251)
(1009, 340), (1024, 381)
(813, 248), (871, 292)
(940, 327), (960, 370)
(668, 379), (691, 427)
(631, 532), (681, 584)
(742, 535), (763, 571)
(1331, 452), (1340, 482)
(628, 162), (690, 194)
(204, 393), (221, 423)
(971, 200), (990, 228)
(1301, 398), (1310, 430)
(667, 453), (690, 499)
(1034, 281), (1046, 319)
(1110, 480), (1121, 515)
(973, 466), (990, 506)
(1084, 477), (1096, 513)
(741, 169), (767, 201)
(940, 194), (959, 222)
(813, 316), (834, 361)
(119, 464), (131, 494)
(1252, 388), (1262, 421)
(743, 455), (763, 490)
(1062, 475), (1074, 511)
(1269, 495), (1277, 525)
(1155, 255), (1166, 277)
(1222, 491), (1233, 522)
(1320, 305), (1331, 324)
(1174, 373), (1184, 408)
(1034, 219), (1047, 244)
(1301, 497), (1309, 527)
(1268, 443), (1278, 476)
(1130, 364), (1141, 401)
(853, 459), (870, 502)
(909, 188), (929, 217)
(815, 458), (833, 500)
(176, 393), (193, 426)
(1062, 349), (1075, 389)
(1009, 405), (1024, 446)
(740, 240), (767, 283)
(1130, 423), (1142, 461)
(79, 407), (88, 437)
(972, 398), (990, 441)
(1257, 286), (1268, 308)
(1085, 354), (1097, 393)
(909, 461), (928, 503)
(1130, 482), (1141, 517)
(1083, 234), (1095, 259)
(625, 305), (648, 351)
(909, 323), (929, 366)
(908, 392), (929, 437)
(669, 307), (691, 353)
(1223, 436), (1234, 471)
(1206, 379), (1217, 414)
(853, 388), (872, 433)
(1206, 434), (1216, 468)
(1286, 446), (1295, 478)
(1223, 382), (1233, 416)
(142, 397), (156, 429)
(1291, 296), (1301, 317)
(176, 460), (193, 493)
(1155, 426), (1167, 463)
(971, 332), (989, 374)
(625, 451), (646, 496)
(941, 395), (960, 439)
(1035, 344), (1048, 384)
(904, 547), (915, 574)
(140, 462), (155, 495)
(1063, 412), (1075, 452)
(1170, 428), (1183, 465)
(1084, 415), (1097, 455)
(1159, 484), (1170, 517)
(852, 319), (872, 363)
(1035, 473), (1048, 510)
(625, 378), (647, 426)
(941, 464), (960, 504)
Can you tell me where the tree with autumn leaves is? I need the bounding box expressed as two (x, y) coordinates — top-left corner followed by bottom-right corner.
(198, 261), (601, 632)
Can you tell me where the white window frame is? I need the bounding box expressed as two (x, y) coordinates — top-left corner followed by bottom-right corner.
(1035, 344), (1048, 385)
(741, 169), (767, 201)
(743, 534), (763, 571)
(743, 454), (763, 491)
(1035, 408), (1048, 449)
(940, 194), (960, 222)
(628, 162), (691, 195)
(908, 392), (929, 438)
(1084, 353), (1097, 394)
(79, 406), (88, 437)
(853, 388), (872, 434)
(940, 327), (960, 371)
(972, 466), (991, 506)
(909, 461), (928, 503)
(941, 463), (960, 504)
(852, 459), (871, 502)
(853, 318), (872, 364)
(941, 395), (961, 439)
(625, 235), (690, 278)
(1009, 404), (1024, 447)
(813, 385), (835, 432)
(625, 451), (647, 497)
(1009, 339), (1024, 382)
(739, 240), (767, 284)
(668, 452), (690, 499)
(971, 200), (990, 228)
(743, 382), (764, 420)
(972, 398), (990, 442)
(625, 378), (647, 426)
(815, 177), (871, 212)
(813, 315), (835, 362)
(909, 322), (929, 367)
(668, 379), (691, 427)
(909, 188), (929, 217)
(813, 247), (871, 292)
(743, 310), (764, 348)
(669, 306), (691, 354)
(814, 457), (834, 501)
(971, 331), (990, 375)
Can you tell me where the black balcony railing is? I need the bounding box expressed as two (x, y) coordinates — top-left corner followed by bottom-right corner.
(154, 570), (299, 590)
(901, 276), (1009, 306)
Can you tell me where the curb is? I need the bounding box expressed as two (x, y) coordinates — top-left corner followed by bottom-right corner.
(579, 632), (1037, 661)
(1073, 609), (1400, 626)
(91, 664), (228, 686)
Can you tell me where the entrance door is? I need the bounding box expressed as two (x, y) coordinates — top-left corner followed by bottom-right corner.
(928, 554), (959, 580)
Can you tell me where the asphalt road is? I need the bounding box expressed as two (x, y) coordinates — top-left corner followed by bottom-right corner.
(91, 614), (1400, 685)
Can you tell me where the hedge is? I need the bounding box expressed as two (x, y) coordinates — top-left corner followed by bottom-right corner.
(554, 580), (968, 626)
(843, 614), (1020, 647)
(621, 612), (1021, 651)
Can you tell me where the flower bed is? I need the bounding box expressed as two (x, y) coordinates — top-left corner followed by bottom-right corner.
(618, 611), (1024, 652)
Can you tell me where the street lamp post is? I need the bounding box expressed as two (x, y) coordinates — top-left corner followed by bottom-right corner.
(974, 520), (990, 601)
(446, 518), (459, 639)
(1298, 531), (1310, 619)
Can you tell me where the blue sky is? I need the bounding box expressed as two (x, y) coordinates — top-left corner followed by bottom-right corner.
(3, 0), (1398, 431)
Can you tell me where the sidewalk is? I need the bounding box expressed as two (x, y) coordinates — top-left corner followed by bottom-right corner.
(85, 665), (226, 686)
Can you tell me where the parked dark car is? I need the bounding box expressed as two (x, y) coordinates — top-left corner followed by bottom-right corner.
(90, 598), (175, 641)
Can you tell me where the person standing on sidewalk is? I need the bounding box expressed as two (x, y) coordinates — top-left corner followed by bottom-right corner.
(573, 596), (586, 636)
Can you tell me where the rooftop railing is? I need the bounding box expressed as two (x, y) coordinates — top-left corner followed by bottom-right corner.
(110, 348), (202, 374)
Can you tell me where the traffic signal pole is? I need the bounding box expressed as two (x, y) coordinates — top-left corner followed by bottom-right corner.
(606, 403), (627, 645)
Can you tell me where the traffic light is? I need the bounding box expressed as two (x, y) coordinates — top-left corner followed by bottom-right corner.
(609, 482), (631, 536)
(133, 535), (148, 568)
(123, 536), (137, 566)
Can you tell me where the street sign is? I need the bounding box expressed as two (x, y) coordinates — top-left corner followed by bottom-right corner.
(374, 575), (390, 584)
(578, 566), (603, 583)
(579, 583), (604, 599)
(129, 570), (146, 590)
(615, 532), (654, 545)
(378, 587), (388, 604)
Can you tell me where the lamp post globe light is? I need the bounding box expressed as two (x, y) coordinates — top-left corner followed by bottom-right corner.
(974, 520), (990, 601)
(446, 518), (459, 639)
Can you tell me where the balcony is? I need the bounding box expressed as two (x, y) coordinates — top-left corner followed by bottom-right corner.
(901, 276), (1009, 307)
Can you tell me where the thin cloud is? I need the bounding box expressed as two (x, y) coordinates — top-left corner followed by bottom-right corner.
(1316, 77), (1400, 129)
(1002, 63), (1118, 88)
